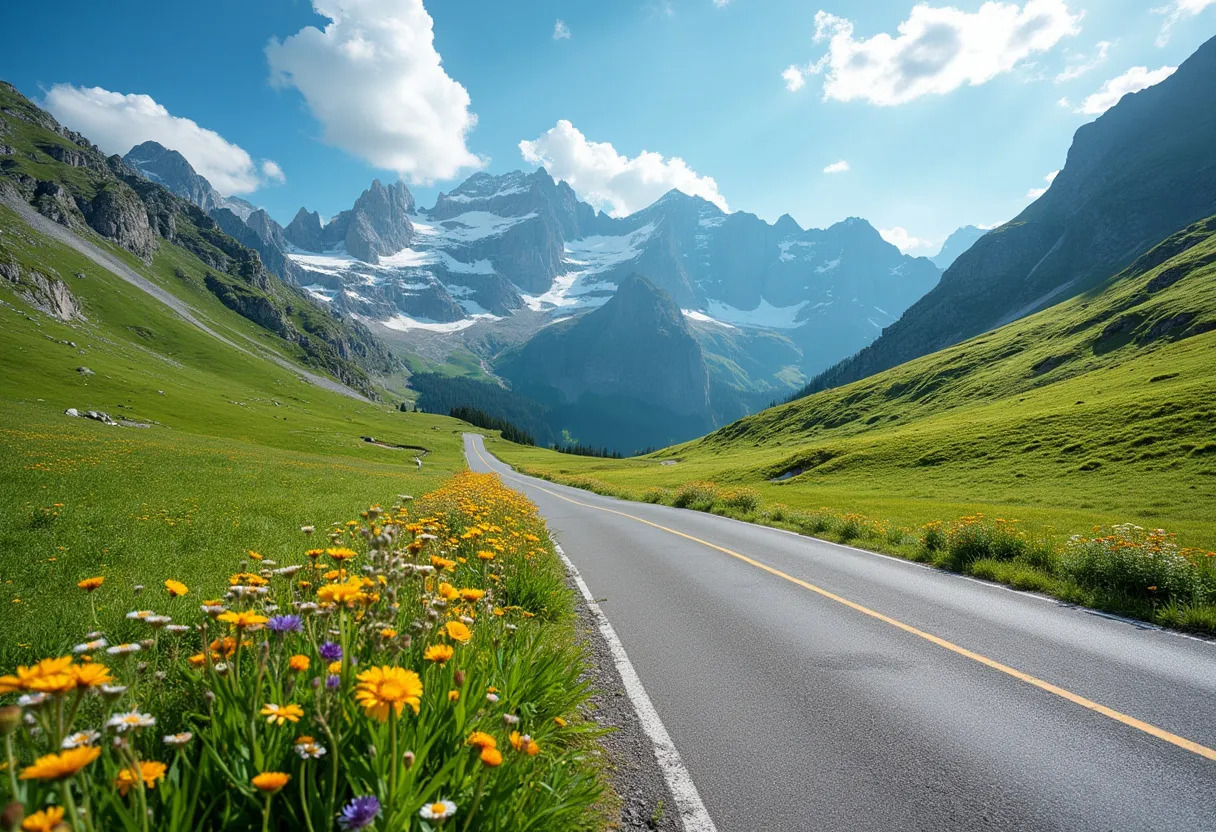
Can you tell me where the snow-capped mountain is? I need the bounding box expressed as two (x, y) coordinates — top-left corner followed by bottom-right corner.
(277, 169), (941, 388)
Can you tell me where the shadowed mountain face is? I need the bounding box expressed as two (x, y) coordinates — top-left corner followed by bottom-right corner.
(496, 275), (716, 451)
(803, 34), (1216, 397)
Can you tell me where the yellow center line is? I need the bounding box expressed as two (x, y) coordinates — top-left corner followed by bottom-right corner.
(469, 437), (1216, 763)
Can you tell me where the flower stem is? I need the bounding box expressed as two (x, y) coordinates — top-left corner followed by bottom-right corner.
(60, 780), (83, 832)
(388, 710), (399, 807)
(5, 735), (19, 801)
(460, 770), (488, 832)
(261, 795), (272, 832)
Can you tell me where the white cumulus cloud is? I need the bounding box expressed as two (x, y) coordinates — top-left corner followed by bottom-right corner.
(1025, 169), (1059, 199)
(519, 120), (729, 217)
(266, 0), (482, 184)
(879, 226), (934, 253)
(1155, 0), (1216, 46)
(553, 19), (571, 40)
(1075, 65), (1177, 116)
(42, 84), (281, 196)
(785, 1), (1081, 105)
(823, 160), (850, 174)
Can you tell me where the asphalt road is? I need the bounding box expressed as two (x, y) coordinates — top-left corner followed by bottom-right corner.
(464, 434), (1216, 832)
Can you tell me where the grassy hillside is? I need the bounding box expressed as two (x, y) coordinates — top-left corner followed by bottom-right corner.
(490, 216), (1216, 629)
(1, 80), (397, 397)
(0, 199), (474, 664)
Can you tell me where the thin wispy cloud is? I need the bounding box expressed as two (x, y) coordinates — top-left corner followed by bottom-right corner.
(1055, 41), (1111, 82)
(784, 1), (1081, 106)
(823, 160), (850, 174)
(553, 19), (571, 40)
(1154, 0), (1216, 46)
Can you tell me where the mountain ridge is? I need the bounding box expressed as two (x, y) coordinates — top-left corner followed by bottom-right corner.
(802, 33), (1216, 397)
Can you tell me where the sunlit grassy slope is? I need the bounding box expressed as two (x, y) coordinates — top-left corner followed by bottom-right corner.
(0, 203), (473, 661)
(491, 216), (1216, 550)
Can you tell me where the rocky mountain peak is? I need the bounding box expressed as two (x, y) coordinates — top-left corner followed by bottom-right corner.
(344, 178), (415, 263)
(284, 207), (325, 251)
(931, 225), (986, 270)
(123, 140), (221, 212)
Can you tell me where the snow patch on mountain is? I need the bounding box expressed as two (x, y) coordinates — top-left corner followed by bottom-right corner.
(705, 298), (809, 329)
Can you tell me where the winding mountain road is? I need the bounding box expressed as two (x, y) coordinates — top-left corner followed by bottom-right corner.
(464, 434), (1216, 832)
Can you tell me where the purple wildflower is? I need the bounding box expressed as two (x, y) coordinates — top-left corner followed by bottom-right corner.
(319, 641), (342, 661)
(326, 674), (341, 690)
(338, 795), (381, 830)
(266, 615), (303, 634)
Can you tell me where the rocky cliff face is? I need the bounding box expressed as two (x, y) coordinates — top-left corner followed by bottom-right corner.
(343, 179), (415, 263)
(806, 33), (1216, 395)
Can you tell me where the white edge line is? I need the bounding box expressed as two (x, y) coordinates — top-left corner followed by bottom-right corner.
(552, 539), (719, 832)
(468, 436), (717, 831)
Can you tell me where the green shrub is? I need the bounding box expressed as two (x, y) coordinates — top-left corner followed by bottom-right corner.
(672, 482), (720, 511)
(641, 487), (671, 504)
(720, 488), (761, 514)
(1060, 524), (1206, 605)
(934, 515), (1026, 571)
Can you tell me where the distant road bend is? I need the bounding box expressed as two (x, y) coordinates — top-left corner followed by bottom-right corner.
(464, 434), (1216, 832)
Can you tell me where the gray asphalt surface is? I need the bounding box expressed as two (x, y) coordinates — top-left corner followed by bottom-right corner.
(464, 433), (1216, 832)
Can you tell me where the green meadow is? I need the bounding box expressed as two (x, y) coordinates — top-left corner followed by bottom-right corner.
(0, 204), (473, 664)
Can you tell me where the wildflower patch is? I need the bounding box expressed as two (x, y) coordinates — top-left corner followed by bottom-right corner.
(0, 472), (603, 831)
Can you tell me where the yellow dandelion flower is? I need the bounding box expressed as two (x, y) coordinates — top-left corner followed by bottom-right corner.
(164, 579), (188, 597)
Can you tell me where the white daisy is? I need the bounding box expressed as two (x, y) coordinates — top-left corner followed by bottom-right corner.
(107, 710), (155, 732)
(106, 643), (142, 655)
(163, 732), (193, 746)
(419, 800), (456, 821)
(73, 638), (108, 654)
(62, 730), (100, 749)
(294, 741), (327, 759)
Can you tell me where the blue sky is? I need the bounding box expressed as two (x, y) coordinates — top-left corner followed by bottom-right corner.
(3, 0), (1213, 254)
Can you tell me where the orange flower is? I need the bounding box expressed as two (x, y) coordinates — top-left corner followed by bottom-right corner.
(289, 654), (310, 672)
(252, 772), (290, 793)
(480, 747), (503, 767)
(77, 577), (104, 592)
(116, 760), (167, 796)
(19, 806), (64, 832)
(21, 747), (101, 780)
(444, 621), (472, 643)
(466, 731), (497, 750)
